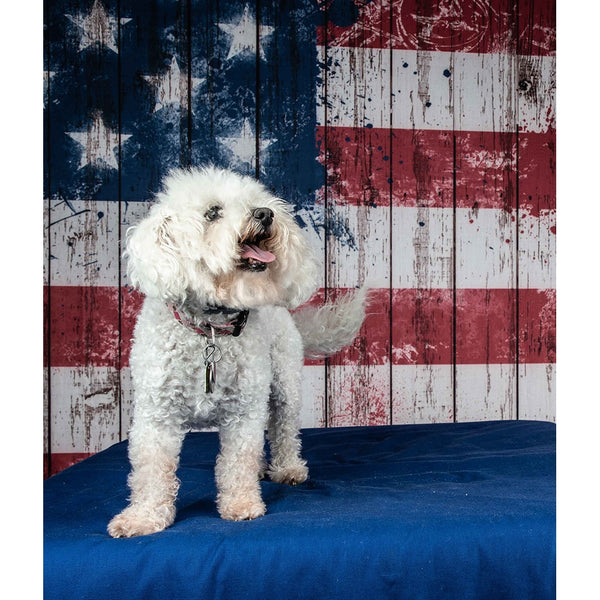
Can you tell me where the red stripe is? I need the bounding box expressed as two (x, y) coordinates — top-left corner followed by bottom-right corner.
(318, 0), (554, 56)
(121, 287), (144, 367)
(518, 288), (556, 363)
(46, 286), (555, 367)
(317, 126), (391, 207)
(47, 286), (120, 367)
(517, 0), (556, 56)
(519, 129), (556, 216)
(455, 289), (517, 364)
(392, 289), (453, 364)
(318, 127), (555, 212)
(46, 453), (93, 477)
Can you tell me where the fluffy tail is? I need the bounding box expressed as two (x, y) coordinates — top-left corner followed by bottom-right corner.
(292, 287), (368, 359)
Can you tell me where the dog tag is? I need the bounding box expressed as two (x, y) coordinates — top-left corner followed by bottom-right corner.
(203, 328), (222, 394)
(205, 362), (216, 394)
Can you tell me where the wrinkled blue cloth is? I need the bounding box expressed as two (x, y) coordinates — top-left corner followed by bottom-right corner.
(44, 421), (555, 600)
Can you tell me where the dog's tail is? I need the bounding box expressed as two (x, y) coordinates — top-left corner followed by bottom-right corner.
(292, 287), (369, 359)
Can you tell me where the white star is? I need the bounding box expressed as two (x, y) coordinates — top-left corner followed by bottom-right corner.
(65, 0), (131, 54)
(143, 57), (204, 113)
(66, 111), (132, 170)
(218, 5), (274, 61)
(217, 119), (276, 171)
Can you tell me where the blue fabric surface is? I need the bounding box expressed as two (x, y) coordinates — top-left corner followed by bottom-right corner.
(44, 421), (555, 600)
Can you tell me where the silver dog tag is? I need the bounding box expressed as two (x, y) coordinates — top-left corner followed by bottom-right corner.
(205, 361), (216, 394)
(203, 328), (222, 394)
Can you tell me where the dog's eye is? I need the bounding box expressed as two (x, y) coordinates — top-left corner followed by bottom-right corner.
(204, 206), (222, 222)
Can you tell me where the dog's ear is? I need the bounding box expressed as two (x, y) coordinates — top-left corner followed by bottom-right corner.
(125, 207), (189, 302)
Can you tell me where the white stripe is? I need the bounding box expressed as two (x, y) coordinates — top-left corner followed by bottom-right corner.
(300, 365), (326, 429)
(317, 44), (391, 130)
(326, 202), (391, 288)
(323, 204), (554, 289)
(392, 364), (454, 424)
(392, 206), (453, 289)
(120, 366), (134, 437)
(454, 363), (517, 422)
(518, 363), (556, 422)
(318, 47), (555, 133)
(51, 363), (555, 453)
(518, 209), (556, 289)
(46, 202), (554, 291)
(48, 199), (120, 286)
(50, 366), (121, 453)
(327, 364), (391, 427)
(455, 206), (516, 288)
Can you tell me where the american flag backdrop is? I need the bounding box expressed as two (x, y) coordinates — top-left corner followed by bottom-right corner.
(44, 0), (556, 477)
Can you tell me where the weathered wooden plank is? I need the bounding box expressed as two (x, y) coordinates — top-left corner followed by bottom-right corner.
(47, 199), (119, 286)
(121, 0), (192, 202)
(517, 0), (556, 421)
(119, 0), (190, 439)
(393, 365), (454, 423)
(43, 13), (50, 469)
(322, 0), (391, 427)
(119, 284), (144, 430)
(46, 0), (123, 469)
(392, 288), (453, 423)
(518, 363), (555, 421)
(191, 0), (258, 175)
(258, 0), (326, 427)
(390, 0), (454, 424)
(454, 364), (517, 421)
(453, 0), (518, 422)
(49, 366), (121, 469)
(46, 0), (125, 201)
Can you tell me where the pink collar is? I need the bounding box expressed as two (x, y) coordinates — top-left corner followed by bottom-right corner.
(170, 306), (249, 337)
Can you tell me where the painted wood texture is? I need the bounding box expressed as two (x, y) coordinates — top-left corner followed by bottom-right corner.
(44, 0), (556, 476)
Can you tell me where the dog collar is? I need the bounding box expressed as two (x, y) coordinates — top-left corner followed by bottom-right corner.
(170, 305), (249, 338)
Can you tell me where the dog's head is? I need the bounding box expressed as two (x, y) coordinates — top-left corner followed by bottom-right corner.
(125, 167), (318, 309)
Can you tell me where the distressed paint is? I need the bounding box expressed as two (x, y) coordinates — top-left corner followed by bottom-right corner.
(321, 47), (555, 133)
(120, 0), (192, 202)
(322, 0), (392, 427)
(49, 366), (121, 473)
(48, 199), (119, 286)
(259, 0), (327, 427)
(52, 285), (551, 368)
(391, 0), (455, 424)
(44, 0), (556, 475)
(452, 0), (518, 422)
(517, 0), (556, 418)
(191, 1), (258, 176)
(46, 0), (122, 475)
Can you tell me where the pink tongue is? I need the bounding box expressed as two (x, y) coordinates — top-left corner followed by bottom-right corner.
(241, 243), (276, 263)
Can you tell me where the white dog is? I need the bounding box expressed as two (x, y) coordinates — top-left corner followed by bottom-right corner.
(108, 167), (366, 537)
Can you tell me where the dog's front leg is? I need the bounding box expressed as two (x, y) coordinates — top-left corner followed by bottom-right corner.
(215, 415), (267, 521)
(108, 422), (186, 537)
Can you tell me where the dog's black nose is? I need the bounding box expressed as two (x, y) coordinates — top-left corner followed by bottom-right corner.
(252, 207), (274, 227)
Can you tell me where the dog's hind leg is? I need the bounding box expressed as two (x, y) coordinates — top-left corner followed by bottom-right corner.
(266, 318), (308, 486)
(108, 420), (186, 537)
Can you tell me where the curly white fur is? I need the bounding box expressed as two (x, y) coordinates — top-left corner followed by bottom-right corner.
(108, 167), (366, 537)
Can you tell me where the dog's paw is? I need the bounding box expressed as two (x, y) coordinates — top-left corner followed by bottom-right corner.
(107, 506), (173, 538)
(218, 495), (266, 521)
(268, 463), (309, 486)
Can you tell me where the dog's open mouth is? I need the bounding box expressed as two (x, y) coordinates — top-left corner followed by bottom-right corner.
(239, 238), (276, 272)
